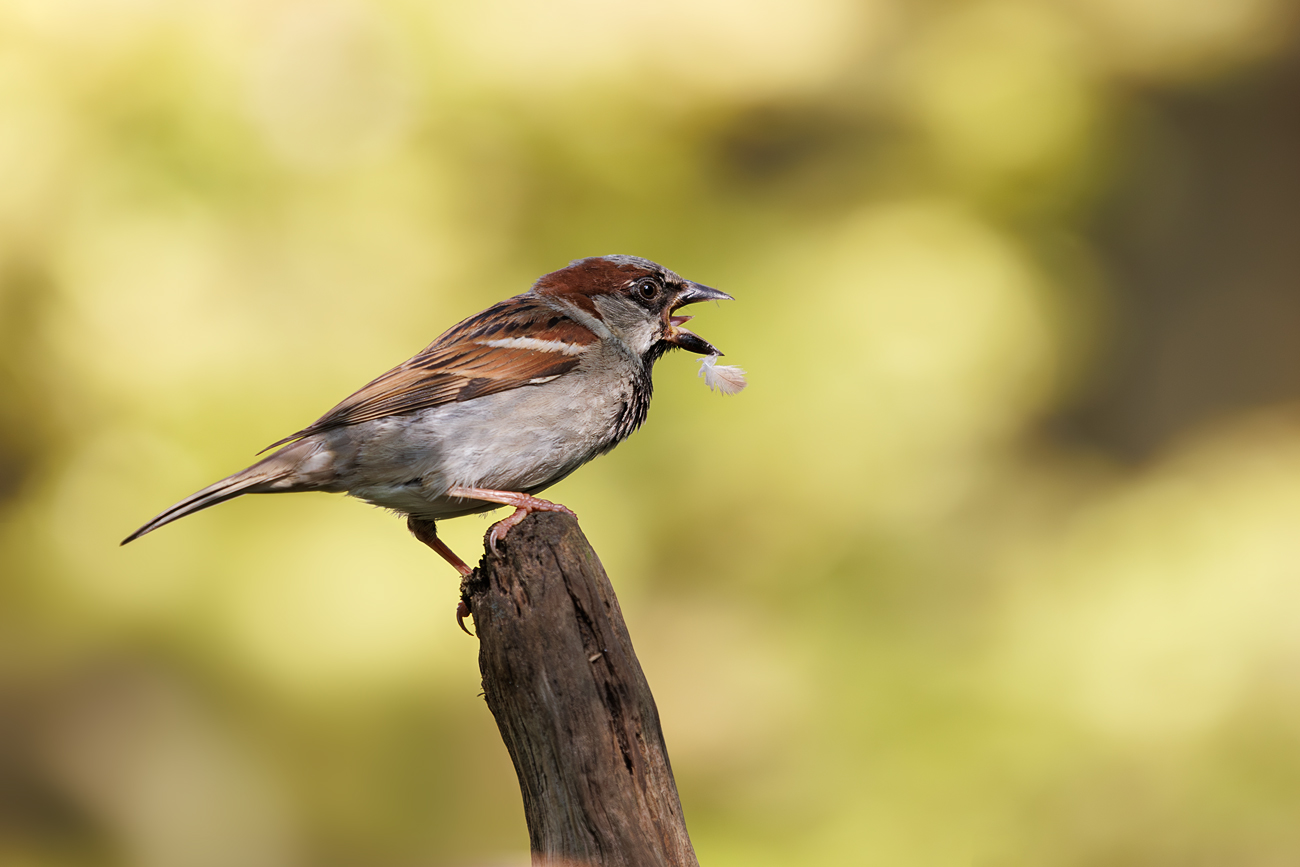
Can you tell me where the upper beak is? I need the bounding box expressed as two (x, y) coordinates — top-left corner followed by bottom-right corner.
(676, 282), (734, 307)
(665, 282), (733, 356)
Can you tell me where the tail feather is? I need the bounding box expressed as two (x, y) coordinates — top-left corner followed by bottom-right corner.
(121, 446), (309, 545)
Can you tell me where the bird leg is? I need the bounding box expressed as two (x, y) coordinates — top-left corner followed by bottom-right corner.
(407, 516), (474, 635)
(407, 516), (473, 575)
(445, 485), (577, 550)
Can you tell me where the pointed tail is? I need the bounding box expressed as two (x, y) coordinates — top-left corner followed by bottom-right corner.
(121, 442), (315, 545)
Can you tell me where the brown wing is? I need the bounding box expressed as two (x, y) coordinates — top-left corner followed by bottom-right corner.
(261, 294), (595, 450)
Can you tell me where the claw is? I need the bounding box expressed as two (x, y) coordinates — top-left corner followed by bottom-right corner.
(488, 522), (507, 553)
(456, 599), (474, 636)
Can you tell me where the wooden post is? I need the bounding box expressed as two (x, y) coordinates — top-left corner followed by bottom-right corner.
(460, 511), (699, 867)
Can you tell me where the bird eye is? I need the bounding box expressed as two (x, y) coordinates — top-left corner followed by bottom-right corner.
(636, 278), (659, 301)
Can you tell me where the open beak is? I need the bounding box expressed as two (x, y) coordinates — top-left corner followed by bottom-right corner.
(665, 282), (733, 356)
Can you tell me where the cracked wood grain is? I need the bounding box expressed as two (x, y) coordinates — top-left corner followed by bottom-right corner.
(460, 511), (699, 867)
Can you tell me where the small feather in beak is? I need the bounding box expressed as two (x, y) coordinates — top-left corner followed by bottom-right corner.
(698, 353), (747, 395)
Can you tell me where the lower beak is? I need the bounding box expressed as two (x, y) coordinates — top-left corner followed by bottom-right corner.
(665, 327), (720, 355)
(664, 281), (733, 356)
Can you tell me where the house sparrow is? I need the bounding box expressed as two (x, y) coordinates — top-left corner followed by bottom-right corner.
(122, 255), (734, 583)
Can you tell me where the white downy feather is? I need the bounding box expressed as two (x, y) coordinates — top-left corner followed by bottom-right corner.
(698, 354), (747, 395)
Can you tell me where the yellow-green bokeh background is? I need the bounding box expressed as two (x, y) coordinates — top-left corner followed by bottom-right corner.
(5, 0), (1300, 864)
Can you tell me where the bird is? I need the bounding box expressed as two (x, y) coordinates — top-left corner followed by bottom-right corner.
(122, 254), (734, 586)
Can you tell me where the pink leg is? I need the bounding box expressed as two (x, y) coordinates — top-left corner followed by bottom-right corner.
(446, 486), (577, 550)
(408, 517), (474, 636)
(408, 517), (472, 575)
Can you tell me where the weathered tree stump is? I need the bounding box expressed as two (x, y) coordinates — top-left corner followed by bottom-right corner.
(459, 511), (699, 867)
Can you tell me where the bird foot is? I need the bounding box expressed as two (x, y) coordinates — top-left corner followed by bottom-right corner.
(409, 517), (477, 637)
(487, 499), (577, 551)
(444, 486), (577, 552)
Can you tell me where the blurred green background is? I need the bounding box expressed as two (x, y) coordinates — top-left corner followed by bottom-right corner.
(4, 0), (1300, 864)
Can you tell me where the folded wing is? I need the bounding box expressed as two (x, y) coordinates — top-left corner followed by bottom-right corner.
(263, 294), (596, 450)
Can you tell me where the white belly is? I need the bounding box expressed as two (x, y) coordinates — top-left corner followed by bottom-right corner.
(338, 367), (634, 521)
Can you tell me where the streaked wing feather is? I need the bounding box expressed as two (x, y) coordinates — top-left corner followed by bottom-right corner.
(262, 295), (589, 451)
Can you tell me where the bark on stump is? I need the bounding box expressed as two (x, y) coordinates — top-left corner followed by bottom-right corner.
(460, 511), (699, 867)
